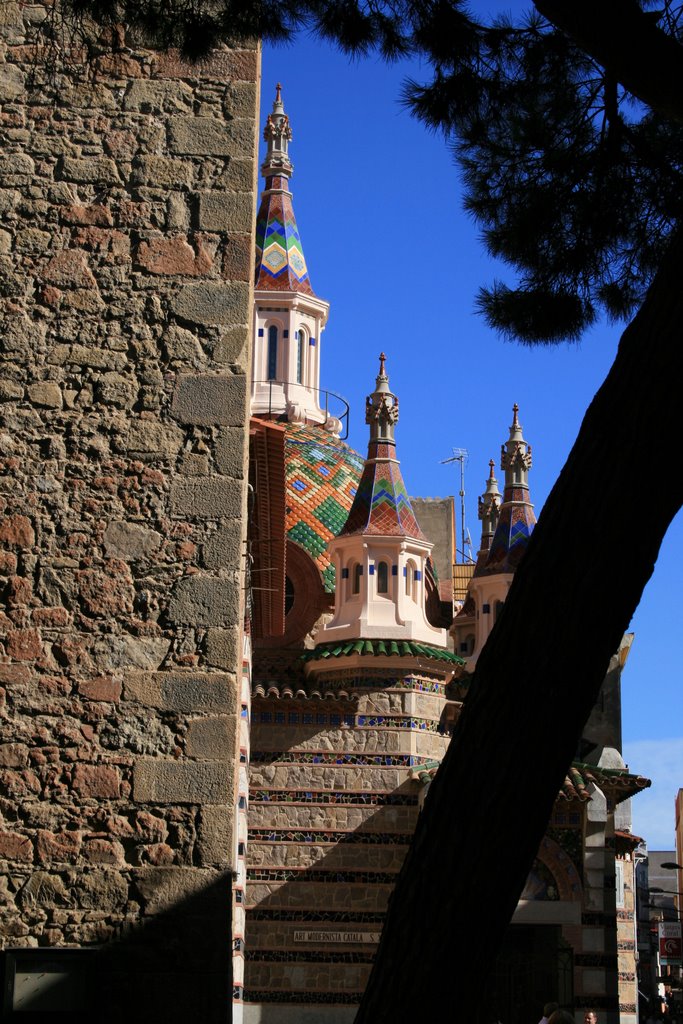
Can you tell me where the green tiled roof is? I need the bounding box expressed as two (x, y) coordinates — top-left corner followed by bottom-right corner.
(302, 639), (464, 665)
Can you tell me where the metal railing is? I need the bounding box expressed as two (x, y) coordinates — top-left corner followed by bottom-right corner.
(251, 379), (350, 439)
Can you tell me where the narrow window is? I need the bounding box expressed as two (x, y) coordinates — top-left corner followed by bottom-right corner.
(377, 561), (388, 594)
(352, 564), (362, 595)
(495, 600), (504, 622)
(405, 560), (418, 601)
(267, 325), (278, 380)
(295, 330), (305, 384)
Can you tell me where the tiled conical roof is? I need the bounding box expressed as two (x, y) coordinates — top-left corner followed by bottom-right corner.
(338, 354), (426, 540)
(254, 84), (314, 295)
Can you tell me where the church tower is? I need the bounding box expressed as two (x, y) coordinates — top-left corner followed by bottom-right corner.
(251, 85), (334, 429)
(452, 404), (535, 665)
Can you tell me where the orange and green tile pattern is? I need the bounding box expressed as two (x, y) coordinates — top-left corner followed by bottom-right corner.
(339, 441), (426, 540)
(255, 180), (314, 295)
(284, 423), (364, 592)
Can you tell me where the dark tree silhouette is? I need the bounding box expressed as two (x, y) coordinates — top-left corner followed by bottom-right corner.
(53, 0), (683, 1017)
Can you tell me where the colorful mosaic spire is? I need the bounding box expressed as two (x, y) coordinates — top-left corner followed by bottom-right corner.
(473, 459), (502, 574)
(338, 355), (426, 539)
(254, 84), (314, 295)
(481, 404), (536, 573)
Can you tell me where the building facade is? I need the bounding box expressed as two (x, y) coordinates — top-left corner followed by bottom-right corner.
(241, 89), (651, 1024)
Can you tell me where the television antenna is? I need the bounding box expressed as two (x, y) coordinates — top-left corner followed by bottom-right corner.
(440, 447), (474, 564)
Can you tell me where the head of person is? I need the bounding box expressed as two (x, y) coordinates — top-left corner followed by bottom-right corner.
(548, 1011), (576, 1024)
(544, 1004), (560, 1019)
(584, 1013), (598, 1024)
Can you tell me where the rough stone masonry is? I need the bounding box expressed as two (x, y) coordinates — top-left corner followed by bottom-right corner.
(0, 5), (258, 1018)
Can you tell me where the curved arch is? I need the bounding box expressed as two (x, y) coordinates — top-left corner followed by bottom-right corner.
(531, 834), (583, 902)
(257, 540), (329, 649)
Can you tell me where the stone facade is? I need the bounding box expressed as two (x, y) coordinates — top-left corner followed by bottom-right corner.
(0, 7), (259, 1020)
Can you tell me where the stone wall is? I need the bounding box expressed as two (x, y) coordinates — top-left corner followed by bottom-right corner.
(0, 6), (259, 1020)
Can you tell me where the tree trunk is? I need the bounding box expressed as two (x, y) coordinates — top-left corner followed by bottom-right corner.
(354, 230), (683, 1023)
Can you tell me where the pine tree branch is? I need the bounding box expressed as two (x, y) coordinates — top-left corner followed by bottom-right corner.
(533, 0), (683, 121)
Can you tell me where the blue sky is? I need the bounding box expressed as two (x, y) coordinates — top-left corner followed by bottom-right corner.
(261, 14), (683, 850)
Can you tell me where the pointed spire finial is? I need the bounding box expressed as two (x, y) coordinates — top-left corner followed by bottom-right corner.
(512, 402), (519, 425)
(379, 352), (387, 377)
(488, 459), (495, 479)
(275, 82), (282, 103)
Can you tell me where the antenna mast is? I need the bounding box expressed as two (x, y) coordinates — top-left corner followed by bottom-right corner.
(440, 448), (473, 564)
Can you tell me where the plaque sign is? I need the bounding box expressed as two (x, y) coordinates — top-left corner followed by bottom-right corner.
(294, 931), (381, 944)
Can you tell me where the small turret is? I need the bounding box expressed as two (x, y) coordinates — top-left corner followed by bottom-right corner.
(474, 460), (502, 571)
(251, 86), (332, 428)
(320, 355), (446, 646)
(451, 405), (536, 666)
(484, 403), (536, 574)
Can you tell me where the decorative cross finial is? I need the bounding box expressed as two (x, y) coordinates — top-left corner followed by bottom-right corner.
(488, 459), (495, 478)
(275, 82), (282, 103)
(512, 403), (519, 426)
(379, 352), (387, 376)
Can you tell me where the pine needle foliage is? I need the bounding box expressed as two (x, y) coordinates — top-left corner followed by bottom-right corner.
(57, 0), (683, 342)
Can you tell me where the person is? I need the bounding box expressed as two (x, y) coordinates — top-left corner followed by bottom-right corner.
(548, 1011), (576, 1024)
(539, 1003), (559, 1024)
(584, 1012), (598, 1024)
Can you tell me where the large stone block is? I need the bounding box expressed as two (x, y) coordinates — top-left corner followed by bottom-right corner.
(58, 157), (120, 184)
(212, 326), (249, 367)
(131, 865), (224, 913)
(171, 281), (250, 325)
(131, 156), (193, 188)
(205, 627), (240, 671)
(123, 79), (194, 113)
(133, 760), (234, 804)
(195, 191), (252, 232)
(120, 419), (185, 457)
(203, 521), (243, 571)
(73, 870), (129, 911)
(0, 62), (24, 102)
(167, 575), (240, 626)
(169, 477), (242, 519)
(0, 155), (34, 184)
(125, 670), (237, 714)
(186, 716), (235, 759)
(168, 116), (254, 156)
(215, 426), (246, 478)
(196, 805), (234, 869)
(171, 372), (246, 426)
(103, 521), (163, 561)
(152, 47), (258, 83)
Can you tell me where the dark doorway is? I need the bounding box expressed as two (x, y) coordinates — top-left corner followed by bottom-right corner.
(482, 925), (574, 1024)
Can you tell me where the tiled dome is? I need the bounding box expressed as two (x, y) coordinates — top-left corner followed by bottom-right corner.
(284, 422), (364, 592)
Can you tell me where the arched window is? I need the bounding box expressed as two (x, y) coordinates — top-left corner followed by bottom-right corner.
(295, 329), (305, 384)
(377, 561), (388, 594)
(267, 325), (278, 381)
(405, 560), (418, 601)
(352, 563), (362, 595)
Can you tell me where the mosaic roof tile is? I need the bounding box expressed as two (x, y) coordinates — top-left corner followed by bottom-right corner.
(254, 186), (315, 294)
(284, 423), (365, 592)
(338, 445), (427, 540)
